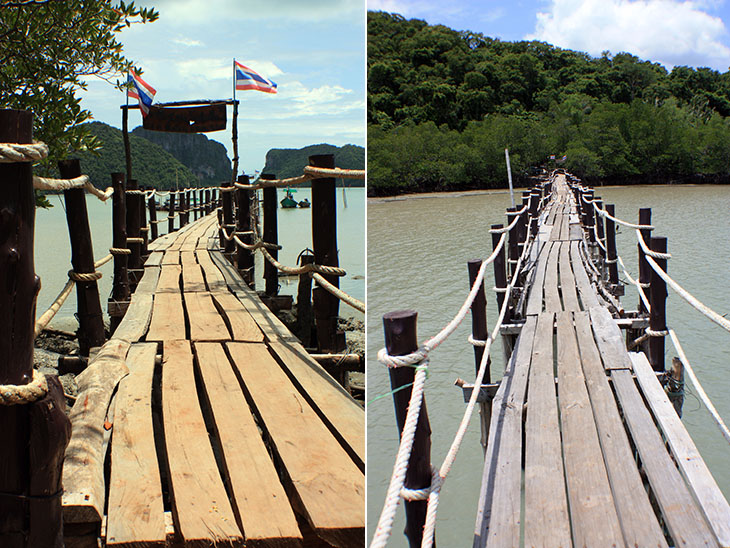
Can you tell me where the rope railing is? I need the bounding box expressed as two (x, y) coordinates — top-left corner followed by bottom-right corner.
(234, 166), (366, 190)
(311, 272), (365, 313)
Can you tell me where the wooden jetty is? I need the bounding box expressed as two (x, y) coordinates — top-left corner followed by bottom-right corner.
(62, 212), (365, 548)
(374, 172), (730, 548)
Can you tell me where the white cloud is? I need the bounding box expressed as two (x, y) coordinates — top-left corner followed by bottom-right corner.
(175, 59), (283, 82)
(279, 81), (361, 116)
(527, 0), (730, 70)
(153, 0), (361, 23)
(172, 37), (203, 47)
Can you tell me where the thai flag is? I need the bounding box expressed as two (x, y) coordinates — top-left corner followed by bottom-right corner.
(128, 70), (156, 116)
(235, 61), (277, 94)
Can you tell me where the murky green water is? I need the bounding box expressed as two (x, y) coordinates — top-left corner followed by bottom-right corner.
(34, 187), (364, 332)
(367, 185), (730, 546)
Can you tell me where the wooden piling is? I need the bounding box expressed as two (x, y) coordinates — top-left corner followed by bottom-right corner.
(604, 204), (619, 285)
(59, 159), (106, 355)
(491, 224), (510, 323)
(205, 189), (211, 214)
(168, 191), (176, 234)
(147, 189), (158, 241)
(0, 108), (71, 548)
(584, 189), (595, 244)
(529, 190), (539, 236)
(310, 154), (344, 353)
(138, 185), (148, 258)
(109, 173), (130, 334)
(468, 259), (491, 454)
(261, 174), (279, 297)
(221, 181), (234, 254)
(637, 208), (652, 314)
(648, 236), (668, 372)
(383, 310), (433, 548)
(595, 198), (606, 265)
(506, 207), (519, 279)
(297, 253), (315, 348)
(126, 178), (142, 285)
(235, 175), (255, 286)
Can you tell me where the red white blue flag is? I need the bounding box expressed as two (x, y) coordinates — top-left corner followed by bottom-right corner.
(235, 61), (277, 94)
(128, 70), (157, 116)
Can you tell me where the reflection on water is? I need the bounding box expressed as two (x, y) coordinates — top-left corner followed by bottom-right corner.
(367, 185), (730, 546)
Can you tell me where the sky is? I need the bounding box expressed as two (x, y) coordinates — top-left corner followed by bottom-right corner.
(80, 0), (365, 176)
(367, 0), (730, 72)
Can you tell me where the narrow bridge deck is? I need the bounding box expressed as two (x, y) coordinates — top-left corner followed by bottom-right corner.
(62, 213), (364, 548)
(474, 176), (730, 548)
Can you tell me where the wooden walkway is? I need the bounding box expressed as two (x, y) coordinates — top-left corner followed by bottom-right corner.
(474, 176), (730, 548)
(62, 213), (364, 548)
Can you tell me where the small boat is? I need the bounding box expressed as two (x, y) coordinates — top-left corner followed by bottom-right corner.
(280, 189), (298, 208)
(298, 198), (310, 208)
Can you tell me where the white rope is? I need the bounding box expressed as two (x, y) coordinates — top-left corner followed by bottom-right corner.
(0, 141), (48, 163)
(467, 334), (487, 347)
(489, 211), (522, 234)
(310, 272), (365, 313)
(33, 174), (114, 202)
(593, 201), (653, 230)
(636, 229), (672, 259)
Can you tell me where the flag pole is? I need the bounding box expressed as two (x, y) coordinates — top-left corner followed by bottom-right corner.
(123, 69), (132, 182)
(231, 58), (239, 182)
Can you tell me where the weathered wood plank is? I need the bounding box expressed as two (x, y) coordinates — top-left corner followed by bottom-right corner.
(63, 340), (131, 525)
(588, 306), (634, 370)
(180, 250), (206, 293)
(210, 291), (264, 342)
(524, 312), (571, 547)
(555, 312), (623, 547)
(161, 340), (243, 545)
(474, 315), (538, 548)
(558, 242), (580, 311)
(543, 241), (561, 312)
(525, 242), (550, 315)
(146, 293), (186, 341)
(268, 341), (364, 468)
(155, 264), (180, 294)
(196, 249), (227, 292)
(160, 250), (180, 265)
(560, 208), (570, 240)
(226, 342), (364, 548)
(194, 343), (302, 547)
(570, 241), (599, 309)
(144, 250), (164, 267)
(106, 343), (165, 547)
(572, 311), (667, 547)
(631, 352), (730, 546)
(185, 292), (230, 341)
(113, 293), (153, 344)
(134, 264), (160, 295)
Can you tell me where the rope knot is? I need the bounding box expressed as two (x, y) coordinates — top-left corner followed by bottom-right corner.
(68, 270), (102, 282)
(377, 347), (429, 369)
(0, 370), (48, 405)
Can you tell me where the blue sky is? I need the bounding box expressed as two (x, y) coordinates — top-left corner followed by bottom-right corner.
(80, 0), (365, 176)
(368, 0), (730, 72)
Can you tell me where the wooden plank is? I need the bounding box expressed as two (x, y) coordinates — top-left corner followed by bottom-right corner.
(106, 343), (165, 547)
(588, 306), (634, 370)
(523, 312), (571, 547)
(144, 250), (164, 267)
(134, 264), (160, 295)
(572, 311), (667, 547)
(63, 340), (130, 525)
(113, 293), (153, 343)
(525, 242), (550, 315)
(570, 241), (599, 309)
(474, 316), (538, 548)
(154, 264), (180, 294)
(210, 291), (264, 342)
(194, 343), (302, 546)
(146, 293), (186, 341)
(558, 243), (580, 311)
(226, 342), (364, 547)
(543, 241), (561, 312)
(160, 250), (179, 265)
(185, 292), (230, 341)
(569, 221), (582, 240)
(196, 249), (227, 292)
(180, 250), (206, 293)
(560, 208), (570, 240)
(161, 340), (243, 545)
(631, 352), (730, 546)
(555, 312), (623, 547)
(612, 369), (718, 547)
(268, 341), (365, 468)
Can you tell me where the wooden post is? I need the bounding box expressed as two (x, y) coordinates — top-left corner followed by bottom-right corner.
(648, 236), (668, 372)
(637, 208), (652, 314)
(59, 159), (106, 355)
(235, 175), (255, 286)
(383, 310), (432, 548)
(126, 178), (142, 285)
(109, 173), (130, 333)
(205, 189), (211, 214)
(181, 189), (189, 227)
(138, 185), (148, 258)
(584, 189), (595, 244)
(529, 190), (539, 236)
(297, 253), (315, 348)
(491, 224), (510, 324)
(147, 190), (158, 241)
(0, 109), (71, 548)
(261, 175), (279, 296)
(505, 207), (519, 279)
(122, 105), (132, 183)
(311, 154), (344, 353)
(167, 191), (176, 234)
(468, 259), (491, 454)
(221, 181), (234, 252)
(594, 198), (606, 267)
(604, 204), (619, 285)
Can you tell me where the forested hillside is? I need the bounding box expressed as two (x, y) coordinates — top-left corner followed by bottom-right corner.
(262, 143), (365, 186)
(368, 11), (730, 195)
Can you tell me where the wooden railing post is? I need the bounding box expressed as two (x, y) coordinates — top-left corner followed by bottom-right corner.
(147, 190), (158, 241)
(205, 189), (211, 214)
(297, 253), (315, 348)
(235, 175), (255, 286)
(0, 108), (71, 548)
(126, 178), (142, 287)
(637, 208), (652, 313)
(468, 259), (491, 454)
(139, 185), (148, 258)
(594, 198), (606, 269)
(604, 204), (619, 285)
(109, 172), (130, 334)
(181, 189), (189, 227)
(383, 310), (432, 548)
(59, 158), (106, 355)
(584, 189), (595, 245)
(167, 191), (176, 234)
(529, 189), (539, 236)
(261, 174), (279, 296)
(221, 182), (235, 255)
(505, 207), (519, 279)
(649, 236), (668, 372)
(491, 224), (510, 324)
(310, 154), (345, 353)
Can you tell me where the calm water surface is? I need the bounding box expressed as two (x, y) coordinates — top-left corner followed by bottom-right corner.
(34, 187), (364, 332)
(367, 185), (730, 546)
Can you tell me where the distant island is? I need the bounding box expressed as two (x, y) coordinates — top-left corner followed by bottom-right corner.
(368, 11), (730, 196)
(262, 144), (365, 187)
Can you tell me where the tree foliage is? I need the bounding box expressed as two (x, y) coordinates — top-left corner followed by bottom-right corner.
(367, 11), (730, 195)
(263, 143), (365, 186)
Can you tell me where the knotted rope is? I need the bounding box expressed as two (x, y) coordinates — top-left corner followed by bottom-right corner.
(311, 272), (365, 312)
(0, 370), (48, 405)
(0, 141), (49, 163)
(234, 166), (365, 190)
